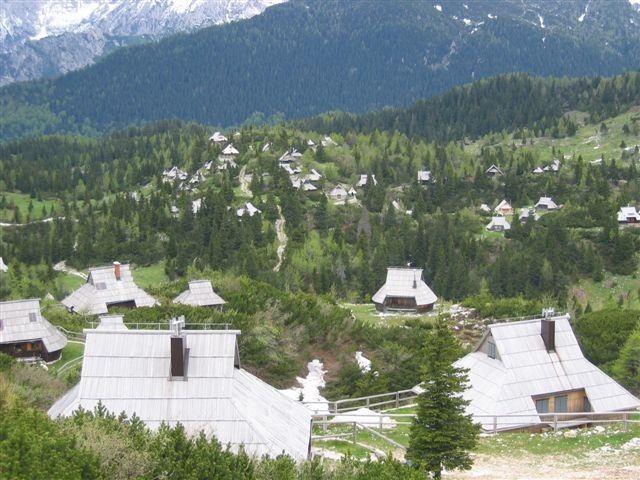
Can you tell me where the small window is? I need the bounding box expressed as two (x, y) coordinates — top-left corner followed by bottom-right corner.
(583, 396), (591, 413)
(555, 395), (568, 413)
(29, 312), (37, 322)
(95, 282), (107, 290)
(536, 398), (549, 414)
(487, 341), (496, 359)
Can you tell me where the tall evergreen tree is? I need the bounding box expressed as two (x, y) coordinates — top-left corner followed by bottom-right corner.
(406, 319), (479, 479)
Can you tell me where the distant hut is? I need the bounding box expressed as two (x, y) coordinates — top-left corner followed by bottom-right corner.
(535, 196), (559, 210)
(62, 262), (158, 315)
(485, 164), (504, 177)
(417, 170), (432, 184)
(617, 206), (640, 224)
(372, 267), (438, 313)
(236, 202), (261, 217)
(327, 185), (349, 202)
(356, 174), (377, 187)
(209, 131), (228, 144)
(494, 200), (513, 216)
(486, 216), (511, 232)
(0, 257), (7, 273)
(0, 299), (67, 362)
(173, 280), (226, 310)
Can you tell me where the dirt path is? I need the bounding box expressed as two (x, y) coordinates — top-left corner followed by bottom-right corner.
(273, 205), (287, 272)
(53, 260), (87, 280)
(444, 451), (640, 479)
(239, 165), (253, 198)
(0, 216), (65, 227)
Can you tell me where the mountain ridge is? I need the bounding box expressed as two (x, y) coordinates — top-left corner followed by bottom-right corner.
(2, 0), (640, 140)
(0, 0), (284, 85)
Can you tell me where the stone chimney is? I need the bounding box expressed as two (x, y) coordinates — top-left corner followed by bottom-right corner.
(113, 261), (121, 281)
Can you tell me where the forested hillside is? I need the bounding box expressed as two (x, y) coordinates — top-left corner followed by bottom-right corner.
(2, 0), (640, 140)
(297, 72), (640, 142)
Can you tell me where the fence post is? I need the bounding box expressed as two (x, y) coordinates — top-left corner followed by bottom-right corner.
(379, 414), (383, 430)
(395, 391), (400, 409)
(623, 412), (628, 433)
(493, 416), (497, 434)
(553, 414), (557, 432)
(366, 397), (370, 408)
(352, 422), (357, 444)
(323, 415), (327, 432)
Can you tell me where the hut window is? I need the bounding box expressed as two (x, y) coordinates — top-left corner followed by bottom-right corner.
(535, 398), (549, 414)
(95, 282), (107, 290)
(487, 341), (496, 359)
(555, 395), (568, 413)
(29, 312), (37, 322)
(583, 396), (591, 413)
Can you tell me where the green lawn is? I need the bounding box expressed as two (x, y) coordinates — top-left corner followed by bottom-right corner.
(48, 342), (84, 376)
(570, 271), (640, 310)
(344, 303), (438, 328)
(55, 272), (86, 297)
(132, 261), (169, 289)
(475, 423), (640, 458)
(314, 439), (372, 459)
(0, 191), (62, 222)
(466, 107), (640, 166)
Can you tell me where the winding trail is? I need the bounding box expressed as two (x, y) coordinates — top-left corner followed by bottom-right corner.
(239, 165), (253, 198)
(53, 260), (87, 280)
(0, 216), (65, 227)
(273, 205), (287, 272)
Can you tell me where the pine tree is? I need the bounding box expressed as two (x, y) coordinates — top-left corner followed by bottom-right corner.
(406, 319), (479, 479)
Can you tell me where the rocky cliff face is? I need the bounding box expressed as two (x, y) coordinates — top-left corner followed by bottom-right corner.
(0, 0), (284, 85)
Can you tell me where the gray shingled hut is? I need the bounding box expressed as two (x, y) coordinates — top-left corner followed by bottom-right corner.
(49, 317), (312, 460)
(372, 267), (438, 313)
(62, 262), (158, 315)
(0, 299), (68, 362)
(173, 280), (226, 309)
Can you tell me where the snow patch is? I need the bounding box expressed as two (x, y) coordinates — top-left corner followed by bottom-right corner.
(329, 408), (397, 429)
(538, 14), (545, 28)
(434, 5), (442, 12)
(487, 13), (496, 19)
(463, 18), (472, 26)
(355, 351), (371, 373)
(280, 359), (329, 414)
(464, 4), (469, 9)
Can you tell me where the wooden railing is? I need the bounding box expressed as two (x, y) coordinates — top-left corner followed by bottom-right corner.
(310, 410), (640, 454)
(303, 389), (418, 414)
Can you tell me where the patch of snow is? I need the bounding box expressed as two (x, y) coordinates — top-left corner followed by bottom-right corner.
(279, 359), (329, 414)
(434, 5), (442, 12)
(355, 351), (371, 373)
(464, 4), (469, 9)
(538, 14), (545, 28)
(463, 18), (472, 26)
(329, 408), (397, 429)
(488, 13), (496, 19)
(191, 198), (202, 213)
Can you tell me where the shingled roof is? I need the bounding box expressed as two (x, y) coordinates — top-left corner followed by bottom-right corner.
(61, 262), (158, 315)
(372, 268), (437, 308)
(455, 315), (640, 431)
(173, 280), (226, 308)
(0, 299), (67, 354)
(49, 321), (311, 460)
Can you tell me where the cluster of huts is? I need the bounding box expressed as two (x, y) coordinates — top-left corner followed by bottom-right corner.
(1, 260), (310, 459)
(483, 197), (561, 232)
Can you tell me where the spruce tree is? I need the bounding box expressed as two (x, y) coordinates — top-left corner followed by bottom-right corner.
(406, 319), (479, 479)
